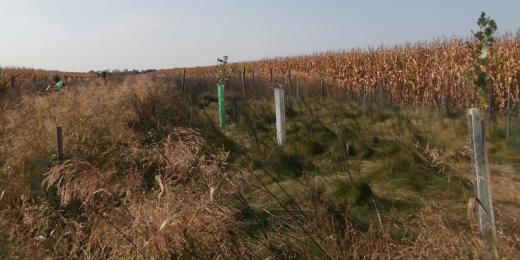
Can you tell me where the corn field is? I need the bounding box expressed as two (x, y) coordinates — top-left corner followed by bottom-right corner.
(158, 34), (520, 112)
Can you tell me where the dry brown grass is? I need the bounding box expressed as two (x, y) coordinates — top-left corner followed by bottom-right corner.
(2, 128), (245, 258)
(0, 77), (248, 258)
(1, 75), (519, 259)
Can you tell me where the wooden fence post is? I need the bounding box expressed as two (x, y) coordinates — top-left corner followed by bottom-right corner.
(487, 92), (495, 121)
(274, 88), (286, 146)
(506, 86), (512, 140)
(440, 95), (448, 116)
(363, 86), (368, 117)
(181, 69), (186, 93)
(468, 108), (496, 239)
(270, 68), (273, 83)
(32, 75), (37, 90)
(376, 81), (384, 106)
(186, 71), (193, 128)
(188, 106), (193, 128)
(9, 76), (15, 97)
(439, 80), (449, 116)
(56, 126), (64, 161)
(231, 97), (239, 123)
(287, 69), (292, 97)
(295, 82), (300, 102)
(241, 67), (246, 97)
(320, 80), (324, 101)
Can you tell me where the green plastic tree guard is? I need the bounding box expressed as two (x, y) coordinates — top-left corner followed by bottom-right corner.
(218, 83), (225, 128)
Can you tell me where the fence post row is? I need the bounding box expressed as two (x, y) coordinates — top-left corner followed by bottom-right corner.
(468, 108), (496, 239)
(274, 88), (286, 146)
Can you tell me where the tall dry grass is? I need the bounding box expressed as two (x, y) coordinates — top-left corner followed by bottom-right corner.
(0, 77), (247, 258)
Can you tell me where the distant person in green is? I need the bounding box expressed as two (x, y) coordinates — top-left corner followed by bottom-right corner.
(55, 80), (65, 90)
(46, 75), (65, 92)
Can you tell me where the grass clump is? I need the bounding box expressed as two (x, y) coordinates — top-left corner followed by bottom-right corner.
(265, 149), (309, 178)
(331, 180), (374, 207)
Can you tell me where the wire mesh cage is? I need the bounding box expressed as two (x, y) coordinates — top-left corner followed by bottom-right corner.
(24, 154), (53, 199)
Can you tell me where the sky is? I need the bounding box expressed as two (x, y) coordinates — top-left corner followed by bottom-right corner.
(0, 0), (519, 72)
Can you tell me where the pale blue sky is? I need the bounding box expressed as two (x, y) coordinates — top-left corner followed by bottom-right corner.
(0, 0), (519, 72)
